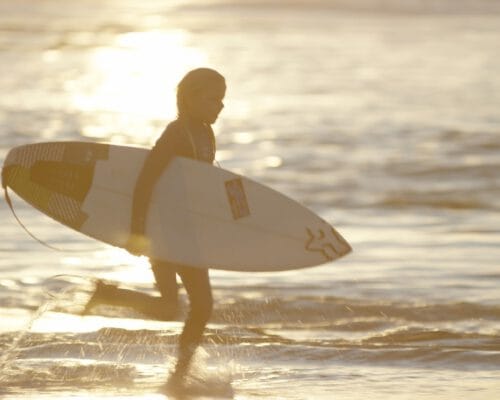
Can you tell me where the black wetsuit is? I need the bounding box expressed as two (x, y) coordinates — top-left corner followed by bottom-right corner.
(85, 119), (215, 378)
(86, 118), (216, 379)
(131, 118), (216, 378)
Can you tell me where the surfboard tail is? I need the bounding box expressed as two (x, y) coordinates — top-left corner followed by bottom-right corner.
(1, 142), (110, 230)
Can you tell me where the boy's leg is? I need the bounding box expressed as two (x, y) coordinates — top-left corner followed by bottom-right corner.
(82, 261), (179, 321)
(169, 266), (213, 383)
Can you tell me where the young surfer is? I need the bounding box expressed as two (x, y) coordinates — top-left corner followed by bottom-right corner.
(83, 67), (226, 390)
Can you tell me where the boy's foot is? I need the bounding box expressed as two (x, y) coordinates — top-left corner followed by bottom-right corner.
(158, 373), (185, 395)
(80, 280), (116, 315)
(159, 373), (235, 398)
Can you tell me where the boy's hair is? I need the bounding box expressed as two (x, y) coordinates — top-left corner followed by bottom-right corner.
(177, 68), (225, 117)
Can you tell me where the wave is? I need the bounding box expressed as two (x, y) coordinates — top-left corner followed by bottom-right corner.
(210, 295), (500, 325)
(387, 163), (500, 181)
(178, 0), (500, 14)
(1, 324), (498, 374)
(377, 191), (499, 211)
(2, 295), (499, 358)
(0, 361), (137, 393)
(1, 282), (499, 389)
(4, 282), (500, 325)
(372, 165), (500, 210)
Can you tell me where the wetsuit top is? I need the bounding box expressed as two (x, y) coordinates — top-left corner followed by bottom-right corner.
(130, 118), (216, 235)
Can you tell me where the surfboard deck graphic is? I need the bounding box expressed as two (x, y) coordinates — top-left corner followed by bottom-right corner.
(2, 141), (351, 271)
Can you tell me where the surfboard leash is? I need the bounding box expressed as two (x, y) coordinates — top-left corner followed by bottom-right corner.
(3, 186), (64, 251)
(2, 184), (86, 253)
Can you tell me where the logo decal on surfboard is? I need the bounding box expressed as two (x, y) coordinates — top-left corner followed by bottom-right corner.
(305, 227), (350, 261)
(225, 178), (250, 220)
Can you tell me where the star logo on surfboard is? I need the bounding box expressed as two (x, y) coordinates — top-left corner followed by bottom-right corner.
(305, 227), (351, 261)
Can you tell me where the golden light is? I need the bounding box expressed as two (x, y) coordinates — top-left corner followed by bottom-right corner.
(71, 29), (207, 141)
(31, 311), (183, 334)
(60, 29), (214, 283)
(91, 246), (154, 285)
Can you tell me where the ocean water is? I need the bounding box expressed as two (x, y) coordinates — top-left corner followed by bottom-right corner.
(1, 0), (499, 399)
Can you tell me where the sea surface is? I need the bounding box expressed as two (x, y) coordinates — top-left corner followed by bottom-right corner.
(1, 0), (499, 399)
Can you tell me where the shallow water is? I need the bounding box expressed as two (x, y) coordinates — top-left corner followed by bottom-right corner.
(1, 0), (499, 399)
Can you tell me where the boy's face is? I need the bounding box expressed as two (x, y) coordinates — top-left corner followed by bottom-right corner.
(188, 80), (226, 124)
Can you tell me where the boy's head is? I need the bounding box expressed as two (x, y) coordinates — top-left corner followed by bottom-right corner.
(177, 68), (226, 124)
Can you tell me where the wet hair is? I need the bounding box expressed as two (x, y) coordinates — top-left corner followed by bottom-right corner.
(176, 68), (226, 118)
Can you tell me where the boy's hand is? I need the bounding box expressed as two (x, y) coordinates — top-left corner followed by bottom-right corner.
(125, 233), (150, 256)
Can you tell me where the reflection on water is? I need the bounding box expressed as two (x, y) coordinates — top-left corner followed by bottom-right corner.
(73, 30), (206, 143)
(0, 0), (499, 399)
(74, 31), (204, 117)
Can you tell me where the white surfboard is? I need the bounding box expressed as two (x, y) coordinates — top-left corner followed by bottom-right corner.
(2, 141), (351, 271)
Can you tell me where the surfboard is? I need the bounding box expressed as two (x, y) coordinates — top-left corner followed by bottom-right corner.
(2, 141), (351, 271)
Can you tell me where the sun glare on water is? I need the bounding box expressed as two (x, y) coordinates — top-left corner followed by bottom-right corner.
(92, 247), (154, 284)
(71, 30), (207, 141)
